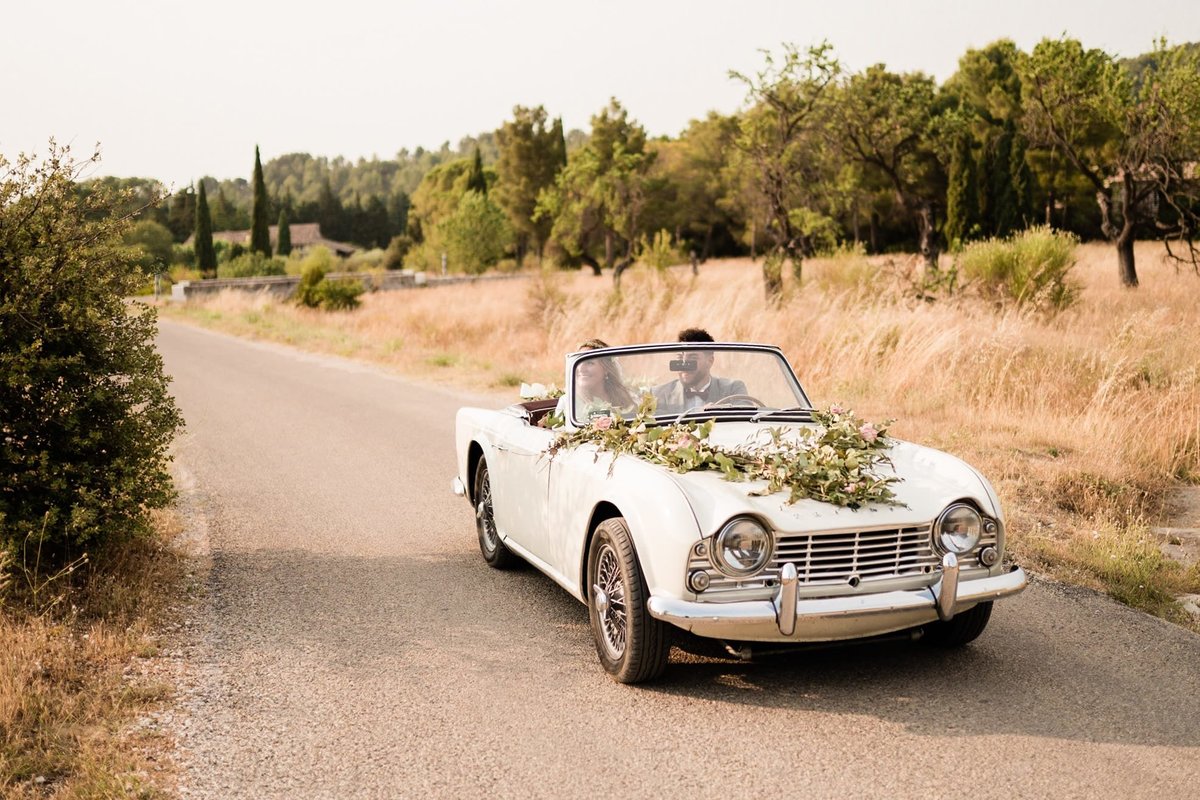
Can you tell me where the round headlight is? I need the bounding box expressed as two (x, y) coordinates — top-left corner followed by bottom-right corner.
(712, 517), (773, 577)
(937, 504), (983, 554)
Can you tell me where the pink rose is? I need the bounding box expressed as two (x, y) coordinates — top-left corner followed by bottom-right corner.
(843, 482), (860, 493)
(592, 416), (613, 431)
(668, 431), (697, 452)
(829, 403), (846, 415)
(858, 423), (878, 443)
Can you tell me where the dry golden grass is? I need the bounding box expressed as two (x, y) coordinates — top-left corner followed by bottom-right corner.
(1, 513), (185, 797)
(161, 241), (1200, 624)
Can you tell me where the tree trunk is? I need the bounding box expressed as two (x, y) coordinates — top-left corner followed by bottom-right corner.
(701, 224), (713, 262)
(762, 251), (783, 301)
(869, 212), (879, 255)
(917, 203), (940, 271)
(580, 253), (602, 276)
(613, 256), (634, 289)
(1117, 233), (1138, 288)
(604, 230), (614, 269)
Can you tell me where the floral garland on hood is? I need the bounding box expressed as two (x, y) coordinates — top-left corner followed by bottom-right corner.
(545, 395), (899, 508)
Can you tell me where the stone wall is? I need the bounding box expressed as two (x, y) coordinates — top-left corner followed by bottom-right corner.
(170, 270), (524, 301)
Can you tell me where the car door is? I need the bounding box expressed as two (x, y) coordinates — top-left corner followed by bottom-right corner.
(487, 417), (553, 555)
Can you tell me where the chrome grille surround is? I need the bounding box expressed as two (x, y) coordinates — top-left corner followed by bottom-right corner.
(688, 521), (999, 598)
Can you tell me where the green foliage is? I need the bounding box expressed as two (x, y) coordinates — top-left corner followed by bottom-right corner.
(494, 106), (567, 258)
(467, 147), (487, 195)
(638, 229), (682, 271)
(549, 399), (898, 509)
(294, 260), (328, 308)
(250, 146), (271, 256)
(122, 220), (174, 272)
(316, 278), (364, 311)
(944, 135), (981, 247)
(439, 190), (512, 274)
(957, 226), (1079, 310)
(293, 247), (362, 310)
(381, 234), (413, 270)
(0, 145), (183, 561)
(194, 182), (216, 277)
(218, 252), (286, 279)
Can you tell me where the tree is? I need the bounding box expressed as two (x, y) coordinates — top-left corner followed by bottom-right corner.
(944, 134), (981, 246)
(540, 99), (655, 285)
(440, 190), (512, 274)
(730, 43), (840, 296)
(1020, 37), (1200, 286)
(0, 145), (183, 562)
(194, 181), (217, 278)
(166, 186), (197, 242)
(250, 146), (271, 256)
(277, 207), (292, 256)
(123, 220), (174, 272)
(495, 106), (567, 263)
(826, 65), (952, 269)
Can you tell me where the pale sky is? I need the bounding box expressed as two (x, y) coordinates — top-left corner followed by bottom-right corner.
(4, 0), (1197, 189)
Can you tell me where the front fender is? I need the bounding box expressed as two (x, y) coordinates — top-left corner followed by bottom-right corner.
(548, 448), (701, 602)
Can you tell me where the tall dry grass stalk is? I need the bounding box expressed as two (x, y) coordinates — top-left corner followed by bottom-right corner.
(163, 242), (1200, 622)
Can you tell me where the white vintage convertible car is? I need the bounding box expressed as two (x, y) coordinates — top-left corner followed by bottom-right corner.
(453, 342), (1027, 683)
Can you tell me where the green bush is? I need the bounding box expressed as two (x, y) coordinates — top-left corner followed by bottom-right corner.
(957, 226), (1079, 311)
(294, 261), (328, 308)
(218, 251), (286, 278)
(639, 229), (683, 272)
(317, 278), (365, 310)
(0, 146), (183, 562)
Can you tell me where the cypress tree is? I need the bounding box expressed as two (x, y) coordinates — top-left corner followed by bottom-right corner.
(250, 145), (272, 256)
(989, 126), (1020, 238)
(467, 146), (487, 195)
(945, 136), (980, 248)
(277, 207), (292, 256)
(1009, 132), (1034, 230)
(194, 182), (217, 278)
(551, 116), (568, 169)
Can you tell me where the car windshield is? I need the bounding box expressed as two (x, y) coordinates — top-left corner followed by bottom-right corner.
(569, 345), (810, 424)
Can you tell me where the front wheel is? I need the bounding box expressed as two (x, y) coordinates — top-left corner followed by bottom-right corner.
(922, 601), (992, 646)
(587, 517), (670, 684)
(473, 460), (517, 569)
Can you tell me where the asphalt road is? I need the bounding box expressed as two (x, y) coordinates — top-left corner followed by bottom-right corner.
(157, 319), (1200, 799)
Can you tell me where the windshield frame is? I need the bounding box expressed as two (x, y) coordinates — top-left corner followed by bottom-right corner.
(563, 342), (812, 428)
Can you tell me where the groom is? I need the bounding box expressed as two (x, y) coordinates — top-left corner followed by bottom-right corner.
(652, 328), (747, 415)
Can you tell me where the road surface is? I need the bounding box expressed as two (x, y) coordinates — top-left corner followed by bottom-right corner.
(157, 319), (1200, 799)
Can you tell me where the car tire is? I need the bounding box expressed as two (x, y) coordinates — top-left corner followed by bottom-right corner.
(473, 460), (517, 569)
(922, 600), (993, 646)
(587, 517), (671, 684)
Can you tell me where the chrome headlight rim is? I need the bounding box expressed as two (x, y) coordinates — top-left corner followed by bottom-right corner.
(935, 502), (984, 555)
(710, 516), (774, 578)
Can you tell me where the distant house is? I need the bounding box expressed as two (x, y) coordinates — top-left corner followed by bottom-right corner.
(185, 222), (357, 257)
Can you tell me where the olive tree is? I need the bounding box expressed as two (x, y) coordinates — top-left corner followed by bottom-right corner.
(1020, 38), (1200, 286)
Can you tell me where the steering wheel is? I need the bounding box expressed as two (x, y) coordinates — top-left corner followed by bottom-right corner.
(702, 393), (766, 409)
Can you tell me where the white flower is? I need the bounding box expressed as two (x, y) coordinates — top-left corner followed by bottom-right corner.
(520, 382), (548, 400)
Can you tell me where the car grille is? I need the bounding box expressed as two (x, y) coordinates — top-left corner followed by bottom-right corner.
(691, 523), (998, 594)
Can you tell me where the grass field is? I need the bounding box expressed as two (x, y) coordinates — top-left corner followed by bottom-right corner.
(1, 516), (185, 797)
(160, 241), (1200, 627)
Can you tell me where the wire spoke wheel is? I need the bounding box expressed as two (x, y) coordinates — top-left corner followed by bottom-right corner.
(473, 460), (516, 569)
(594, 543), (628, 660)
(587, 517), (670, 683)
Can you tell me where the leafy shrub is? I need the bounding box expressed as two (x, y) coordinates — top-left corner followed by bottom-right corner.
(317, 278), (365, 310)
(0, 146), (183, 562)
(639, 229), (683, 271)
(382, 234), (414, 270)
(218, 251), (286, 278)
(294, 261), (328, 308)
(439, 190), (512, 274)
(957, 226), (1079, 311)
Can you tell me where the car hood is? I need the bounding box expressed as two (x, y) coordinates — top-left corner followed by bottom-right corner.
(658, 422), (996, 536)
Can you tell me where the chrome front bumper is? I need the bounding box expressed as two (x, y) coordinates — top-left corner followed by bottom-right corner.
(648, 555), (1028, 643)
